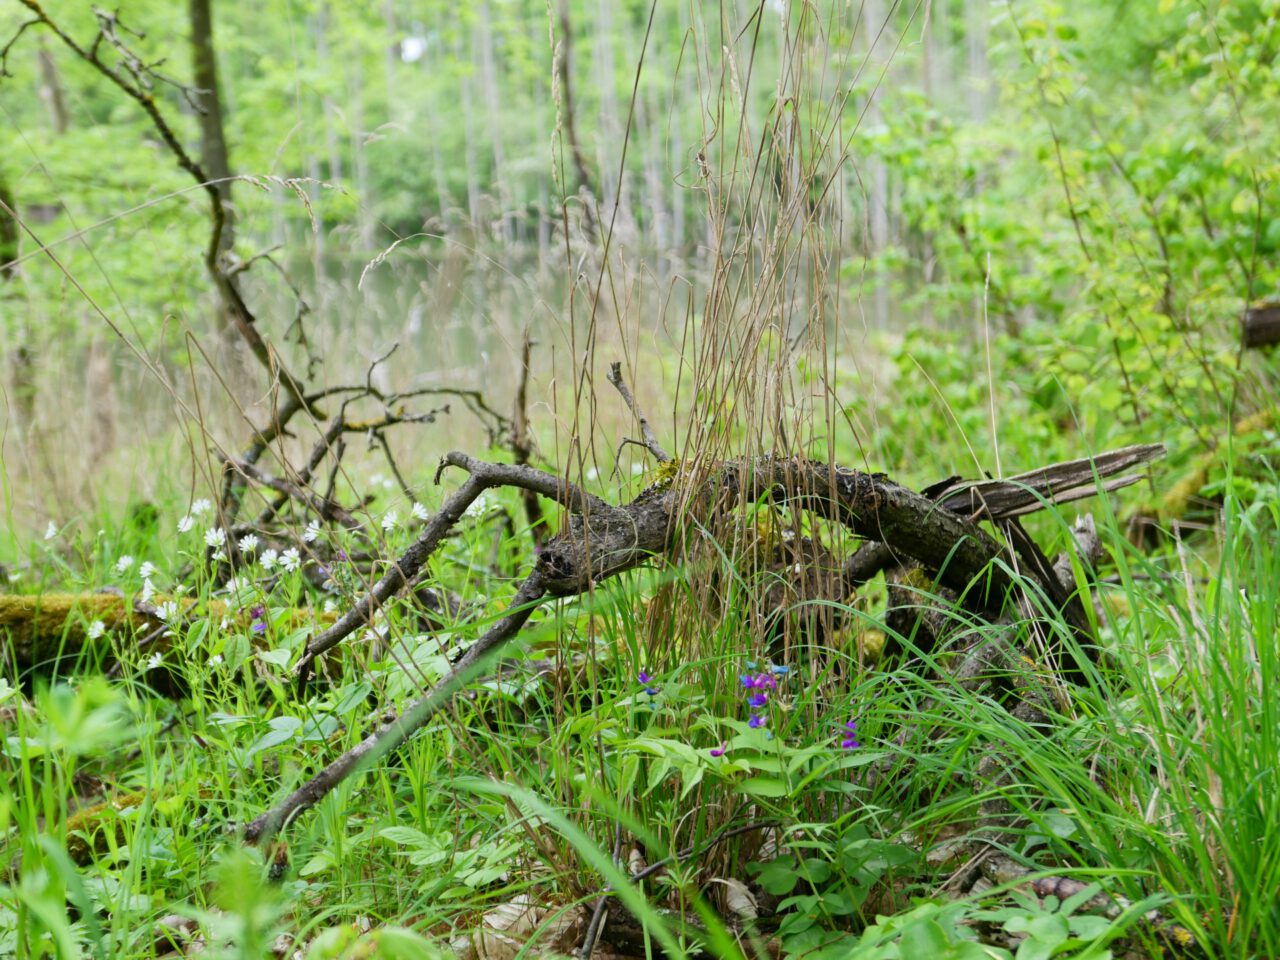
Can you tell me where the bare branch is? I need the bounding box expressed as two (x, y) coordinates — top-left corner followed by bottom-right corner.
(607, 361), (670, 462)
(245, 573), (547, 845)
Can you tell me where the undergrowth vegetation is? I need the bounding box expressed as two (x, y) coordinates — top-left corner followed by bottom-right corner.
(1, 0), (1278, 958)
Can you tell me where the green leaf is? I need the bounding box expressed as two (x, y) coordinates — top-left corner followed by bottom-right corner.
(739, 776), (789, 798)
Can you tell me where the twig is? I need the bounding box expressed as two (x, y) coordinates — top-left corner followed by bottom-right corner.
(511, 330), (547, 546)
(607, 361), (670, 462)
(577, 825), (624, 959)
(225, 457), (359, 528)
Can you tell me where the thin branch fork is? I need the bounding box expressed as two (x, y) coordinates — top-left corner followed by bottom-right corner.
(607, 361), (670, 462)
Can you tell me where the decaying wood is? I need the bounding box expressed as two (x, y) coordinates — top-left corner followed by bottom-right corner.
(0, 592), (336, 675)
(1243, 301), (1280, 349)
(932, 444), (1163, 518)
(842, 444), (1161, 590)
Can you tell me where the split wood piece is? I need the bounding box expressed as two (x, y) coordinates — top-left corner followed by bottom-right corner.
(260, 454), (1137, 843)
(933, 444), (1164, 518)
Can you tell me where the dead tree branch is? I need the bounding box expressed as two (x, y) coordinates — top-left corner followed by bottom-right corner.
(244, 573), (547, 845)
(294, 453), (611, 683)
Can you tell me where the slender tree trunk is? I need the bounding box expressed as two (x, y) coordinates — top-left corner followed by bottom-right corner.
(1, 177), (36, 440)
(555, 0), (597, 205)
(35, 39), (70, 134)
(477, 1), (511, 252)
(460, 32), (481, 228)
(189, 0), (234, 256)
(966, 0), (991, 122)
(865, 0), (890, 329)
(350, 56), (374, 249)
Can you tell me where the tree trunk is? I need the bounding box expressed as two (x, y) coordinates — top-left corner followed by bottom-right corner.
(189, 0), (235, 256)
(36, 39), (70, 134)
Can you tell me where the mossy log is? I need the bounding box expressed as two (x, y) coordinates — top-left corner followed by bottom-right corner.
(0, 593), (336, 670)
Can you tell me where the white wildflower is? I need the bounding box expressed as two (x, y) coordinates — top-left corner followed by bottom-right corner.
(115, 555), (135, 574)
(146, 651), (164, 670)
(140, 578), (157, 603)
(87, 620), (106, 640)
(323, 598), (337, 614)
(463, 494), (489, 519)
(44, 521), (58, 540)
(304, 520), (321, 542)
(177, 515), (194, 533)
(219, 616), (231, 630)
(139, 561), (158, 580)
(157, 600), (179, 621)
(586, 467), (600, 481)
(238, 533), (260, 553)
(204, 527), (226, 549)
(225, 576), (250, 594)
(208, 654), (223, 667)
(380, 511), (398, 532)
(280, 548), (301, 572)
(260, 549), (279, 571)
(190, 498), (213, 516)
(411, 502), (429, 522)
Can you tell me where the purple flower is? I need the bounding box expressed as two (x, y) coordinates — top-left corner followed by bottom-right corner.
(840, 719), (860, 750)
(748, 691), (769, 709)
(710, 743), (728, 757)
(249, 604), (267, 634)
(748, 713), (766, 729)
(638, 670), (659, 696)
(252, 620), (268, 634)
(740, 671), (777, 692)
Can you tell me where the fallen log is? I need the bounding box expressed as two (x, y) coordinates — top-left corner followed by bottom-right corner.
(248, 443), (1164, 845)
(0, 593), (336, 672)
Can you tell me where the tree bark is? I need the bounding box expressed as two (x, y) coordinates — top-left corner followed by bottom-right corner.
(188, 0), (234, 256)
